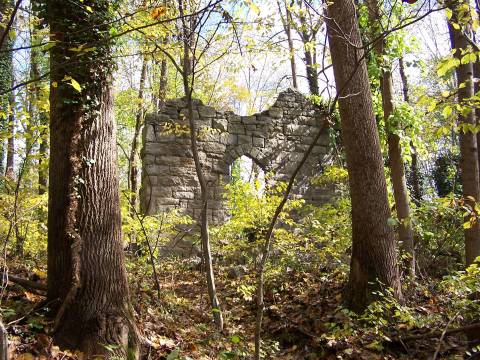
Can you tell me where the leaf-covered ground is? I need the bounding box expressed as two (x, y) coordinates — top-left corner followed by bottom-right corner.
(2, 256), (476, 359)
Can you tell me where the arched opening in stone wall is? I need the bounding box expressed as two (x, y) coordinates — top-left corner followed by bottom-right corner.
(228, 155), (266, 196)
(141, 89), (334, 224)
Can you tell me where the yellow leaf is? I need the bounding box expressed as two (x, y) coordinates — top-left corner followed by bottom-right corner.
(69, 78), (82, 92)
(85, 5), (93, 12)
(446, 8), (452, 20)
(246, 0), (260, 15)
(151, 6), (167, 19)
(34, 269), (47, 279)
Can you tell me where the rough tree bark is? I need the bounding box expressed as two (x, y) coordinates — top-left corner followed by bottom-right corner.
(0, 321), (6, 360)
(474, 61), (480, 190)
(290, 0), (320, 95)
(29, 25), (48, 195)
(0, 0), (13, 182)
(399, 57), (422, 205)
(448, 4), (480, 266)
(475, 4), (480, 190)
(158, 57), (168, 108)
(129, 58), (147, 216)
(5, 83), (14, 181)
(326, 0), (402, 312)
(46, 0), (138, 356)
(366, 0), (415, 277)
(298, 6), (319, 95)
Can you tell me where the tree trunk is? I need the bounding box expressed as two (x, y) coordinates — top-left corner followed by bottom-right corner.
(129, 58), (147, 216)
(475, 2), (480, 190)
(158, 57), (168, 109)
(326, 0), (402, 312)
(0, 321), (7, 360)
(0, 0), (13, 183)
(301, 33), (318, 95)
(474, 61), (480, 188)
(46, 0), (138, 356)
(179, 0), (223, 330)
(37, 119), (48, 195)
(448, 7), (480, 266)
(5, 82), (14, 181)
(366, 0), (415, 277)
(277, 0), (298, 89)
(29, 26), (48, 195)
(399, 57), (422, 206)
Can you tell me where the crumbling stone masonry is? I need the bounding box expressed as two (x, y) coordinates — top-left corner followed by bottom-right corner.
(140, 89), (334, 224)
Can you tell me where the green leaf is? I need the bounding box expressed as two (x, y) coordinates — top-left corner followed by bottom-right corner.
(442, 106), (452, 118)
(43, 41), (57, 50)
(230, 335), (241, 344)
(166, 349), (181, 360)
(427, 101), (437, 112)
(387, 218), (398, 226)
(461, 53), (477, 64)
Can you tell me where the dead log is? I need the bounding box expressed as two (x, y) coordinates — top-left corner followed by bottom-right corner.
(1, 272), (47, 292)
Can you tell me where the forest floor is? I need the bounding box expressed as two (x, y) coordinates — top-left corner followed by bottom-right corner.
(1, 255), (476, 359)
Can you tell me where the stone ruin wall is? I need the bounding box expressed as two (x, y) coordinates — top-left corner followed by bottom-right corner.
(140, 89), (334, 223)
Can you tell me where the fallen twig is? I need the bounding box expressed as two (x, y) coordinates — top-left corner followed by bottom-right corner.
(395, 323), (480, 342)
(432, 312), (460, 360)
(7, 299), (51, 326)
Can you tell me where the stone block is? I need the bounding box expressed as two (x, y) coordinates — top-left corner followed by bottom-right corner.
(212, 118), (228, 132)
(318, 134), (330, 146)
(228, 114), (241, 123)
(170, 98), (186, 108)
(170, 165), (196, 176)
(252, 137), (264, 147)
(156, 133), (177, 143)
(174, 191), (195, 200)
(257, 115), (272, 123)
(152, 187), (173, 198)
(268, 108), (283, 119)
(199, 105), (217, 118)
(145, 164), (169, 176)
(238, 134), (252, 144)
(156, 156), (188, 166)
(227, 134), (237, 145)
(179, 108), (199, 120)
(241, 115), (256, 124)
(228, 123), (245, 135)
(144, 124), (157, 142)
(142, 154), (155, 165)
(143, 175), (160, 187)
(164, 106), (179, 116)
